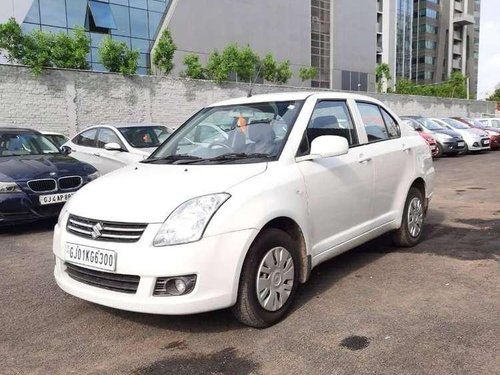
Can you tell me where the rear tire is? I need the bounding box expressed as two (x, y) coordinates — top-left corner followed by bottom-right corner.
(459, 143), (468, 155)
(231, 228), (300, 328)
(393, 187), (425, 247)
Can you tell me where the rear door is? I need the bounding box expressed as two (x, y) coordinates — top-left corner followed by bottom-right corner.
(67, 128), (101, 168)
(355, 102), (411, 226)
(95, 128), (134, 174)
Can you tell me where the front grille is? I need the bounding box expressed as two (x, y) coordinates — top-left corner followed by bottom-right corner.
(28, 179), (56, 192)
(67, 214), (147, 243)
(65, 262), (140, 294)
(59, 176), (82, 190)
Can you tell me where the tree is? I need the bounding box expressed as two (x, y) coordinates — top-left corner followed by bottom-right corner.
(260, 53), (277, 82)
(152, 29), (176, 75)
(0, 18), (25, 62)
(182, 53), (205, 79)
(50, 27), (90, 70)
(236, 45), (259, 82)
(99, 36), (139, 75)
(274, 60), (292, 85)
(21, 30), (54, 75)
(206, 50), (225, 82)
(298, 66), (317, 85)
(394, 71), (468, 99)
(376, 63), (392, 92)
(487, 86), (500, 102)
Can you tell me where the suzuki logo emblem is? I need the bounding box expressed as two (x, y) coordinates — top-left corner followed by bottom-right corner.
(91, 222), (103, 239)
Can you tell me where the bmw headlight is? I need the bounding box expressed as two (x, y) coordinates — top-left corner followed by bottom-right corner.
(153, 193), (231, 247)
(87, 171), (100, 182)
(0, 181), (22, 194)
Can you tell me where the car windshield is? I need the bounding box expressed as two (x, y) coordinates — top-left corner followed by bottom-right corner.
(118, 126), (172, 148)
(418, 118), (444, 130)
(45, 134), (68, 148)
(147, 100), (304, 164)
(441, 118), (469, 129)
(0, 132), (60, 157)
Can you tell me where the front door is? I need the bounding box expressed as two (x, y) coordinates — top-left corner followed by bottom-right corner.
(296, 100), (374, 257)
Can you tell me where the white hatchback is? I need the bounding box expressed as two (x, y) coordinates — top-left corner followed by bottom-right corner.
(63, 124), (173, 175)
(53, 92), (435, 327)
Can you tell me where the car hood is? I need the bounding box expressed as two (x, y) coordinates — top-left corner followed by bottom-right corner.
(0, 154), (96, 182)
(130, 147), (157, 157)
(66, 162), (268, 223)
(429, 128), (461, 137)
(467, 127), (488, 137)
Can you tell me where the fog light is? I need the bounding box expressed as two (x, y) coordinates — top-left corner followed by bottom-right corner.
(473, 142), (479, 147)
(154, 275), (196, 296)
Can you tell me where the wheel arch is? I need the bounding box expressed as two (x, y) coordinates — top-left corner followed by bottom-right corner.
(258, 217), (310, 284)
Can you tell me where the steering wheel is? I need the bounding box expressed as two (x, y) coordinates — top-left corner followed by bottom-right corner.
(208, 142), (233, 152)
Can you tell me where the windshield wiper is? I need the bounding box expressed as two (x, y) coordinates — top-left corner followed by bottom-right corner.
(141, 154), (202, 164)
(176, 153), (272, 164)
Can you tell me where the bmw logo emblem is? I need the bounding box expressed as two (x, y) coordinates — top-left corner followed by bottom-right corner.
(50, 172), (57, 177)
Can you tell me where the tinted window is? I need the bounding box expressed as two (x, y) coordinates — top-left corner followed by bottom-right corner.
(380, 108), (401, 138)
(45, 134), (68, 148)
(74, 128), (98, 147)
(119, 126), (171, 148)
(491, 119), (500, 128)
(39, 0), (67, 28)
(357, 102), (389, 142)
(0, 133), (59, 157)
(97, 128), (122, 148)
(298, 101), (357, 156)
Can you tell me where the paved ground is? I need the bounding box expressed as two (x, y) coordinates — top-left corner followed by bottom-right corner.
(1, 152), (499, 375)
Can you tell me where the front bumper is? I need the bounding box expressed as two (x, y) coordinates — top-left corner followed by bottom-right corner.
(440, 140), (465, 154)
(467, 138), (491, 151)
(489, 135), (500, 149)
(53, 223), (259, 315)
(0, 192), (64, 225)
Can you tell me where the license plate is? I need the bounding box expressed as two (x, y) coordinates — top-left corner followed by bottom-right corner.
(65, 243), (116, 271)
(483, 139), (490, 145)
(457, 141), (465, 146)
(39, 192), (74, 205)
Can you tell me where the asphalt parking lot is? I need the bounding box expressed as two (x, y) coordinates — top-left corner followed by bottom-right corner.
(1, 152), (499, 375)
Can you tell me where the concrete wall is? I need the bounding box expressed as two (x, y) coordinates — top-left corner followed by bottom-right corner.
(158, 0), (311, 87)
(0, 64), (495, 136)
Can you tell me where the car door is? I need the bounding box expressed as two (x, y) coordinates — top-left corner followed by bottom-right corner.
(94, 128), (132, 174)
(355, 102), (411, 226)
(67, 128), (101, 168)
(296, 100), (374, 257)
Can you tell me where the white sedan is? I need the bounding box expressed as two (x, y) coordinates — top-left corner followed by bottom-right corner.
(53, 92), (434, 328)
(63, 123), (173, 175)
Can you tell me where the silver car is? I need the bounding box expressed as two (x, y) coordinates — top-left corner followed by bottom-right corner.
(63, 123), (173, 175)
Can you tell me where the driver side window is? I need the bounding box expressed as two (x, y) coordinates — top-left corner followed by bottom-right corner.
(298, 100), (358, 156)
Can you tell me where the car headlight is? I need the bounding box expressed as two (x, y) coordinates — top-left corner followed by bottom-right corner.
(435, 133), (452, 141)
(0, 181), (22, 194)
(153, 193), (231, 247)
(87, 171), (100, 182)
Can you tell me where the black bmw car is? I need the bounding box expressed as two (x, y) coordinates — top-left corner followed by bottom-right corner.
(0, 128), (99, 225)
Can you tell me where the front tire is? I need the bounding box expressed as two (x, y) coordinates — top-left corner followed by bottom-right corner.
(393, 187), (425, 247)
(231, 228), (300, 328)
(435, 143), (443, 158)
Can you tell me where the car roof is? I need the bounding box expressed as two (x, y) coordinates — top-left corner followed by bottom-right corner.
(0, 127), (41, 134)
(87, 123), (166, 129)
(209, 91), (384, 107)
(41, 131), (66, 136)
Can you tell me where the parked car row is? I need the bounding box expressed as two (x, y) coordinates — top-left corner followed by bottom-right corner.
(401, 116), (500, 157)
(0, 124), (173, 226)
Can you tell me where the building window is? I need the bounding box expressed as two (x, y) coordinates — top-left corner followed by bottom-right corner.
(418, 40), (437, 49)
(87, 1), (117, 33)
(311, 0), (331, 88)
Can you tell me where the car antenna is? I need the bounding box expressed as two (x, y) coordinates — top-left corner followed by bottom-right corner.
(247, 63), (263, 98)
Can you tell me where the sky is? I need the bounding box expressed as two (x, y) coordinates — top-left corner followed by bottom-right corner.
(478, 0), (500, 99)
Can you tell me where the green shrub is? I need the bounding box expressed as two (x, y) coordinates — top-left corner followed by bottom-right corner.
(152, 29), (176, 75)
(0, 18), (25, 62)
(298, 66), (317, 83)
(99, 36), (139, 75)
(182, 53), (205, 79)
(51, 27), (90, 70)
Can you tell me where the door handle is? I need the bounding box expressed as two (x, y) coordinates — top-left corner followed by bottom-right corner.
(358, 155), (372, 163)
(93, 152), (101, 157)
(402, 143), (411, 152)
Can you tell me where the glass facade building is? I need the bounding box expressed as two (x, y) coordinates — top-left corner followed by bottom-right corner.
(21, 0), (171, 74)
(396, 0), (413, 79)
(310, 0), (331, 88)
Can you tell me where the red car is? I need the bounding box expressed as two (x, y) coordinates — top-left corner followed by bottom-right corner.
(453, 117), (500, 150)
(419, 131), (440, 157)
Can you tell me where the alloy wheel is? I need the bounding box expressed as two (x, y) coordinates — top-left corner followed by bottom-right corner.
(407, 197), (424, 238)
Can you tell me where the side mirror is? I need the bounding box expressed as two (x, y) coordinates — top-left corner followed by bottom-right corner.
(300, 135), (349, 161)
(104, 142), (123, 151)
(414, 125), (423, 131)
(60, 145), (72, 155)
